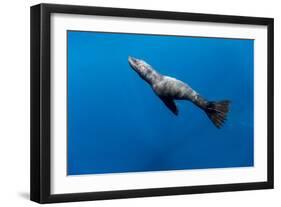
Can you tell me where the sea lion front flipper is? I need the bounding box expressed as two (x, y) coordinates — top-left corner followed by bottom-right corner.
(159, 96), (178, 115)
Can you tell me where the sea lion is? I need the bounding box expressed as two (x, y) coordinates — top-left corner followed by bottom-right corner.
(128, 56), (230, 128)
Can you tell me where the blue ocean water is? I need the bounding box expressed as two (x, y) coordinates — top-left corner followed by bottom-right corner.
(67, 31), (254, 175)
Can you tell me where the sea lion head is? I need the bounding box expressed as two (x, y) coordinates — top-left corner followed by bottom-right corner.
(128, 56), (152, 76)
(128, 56), (162, 84)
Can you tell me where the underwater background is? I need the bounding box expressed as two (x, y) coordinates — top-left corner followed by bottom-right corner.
(67, 31), (254, 175)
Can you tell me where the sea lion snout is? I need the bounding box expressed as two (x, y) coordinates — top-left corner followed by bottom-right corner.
(128, 56), (140, 73)
(128, 56), (137, 65)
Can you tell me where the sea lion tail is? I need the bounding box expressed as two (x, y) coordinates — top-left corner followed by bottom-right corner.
(204, 100), (230, 128)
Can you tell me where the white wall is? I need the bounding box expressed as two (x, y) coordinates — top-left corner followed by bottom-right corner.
(0, 0), (279, 206)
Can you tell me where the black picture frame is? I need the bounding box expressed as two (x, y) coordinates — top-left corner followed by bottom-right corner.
(30, 3), (274, 204)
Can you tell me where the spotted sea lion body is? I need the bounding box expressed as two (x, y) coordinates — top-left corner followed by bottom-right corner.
(128, 56), (230, 128)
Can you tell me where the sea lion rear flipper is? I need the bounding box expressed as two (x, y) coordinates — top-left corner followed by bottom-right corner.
(159, 96), (178, 115)
(204, 100), (230, 128)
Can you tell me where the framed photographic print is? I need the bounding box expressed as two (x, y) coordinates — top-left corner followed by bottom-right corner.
(30, 3), (274, 203)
